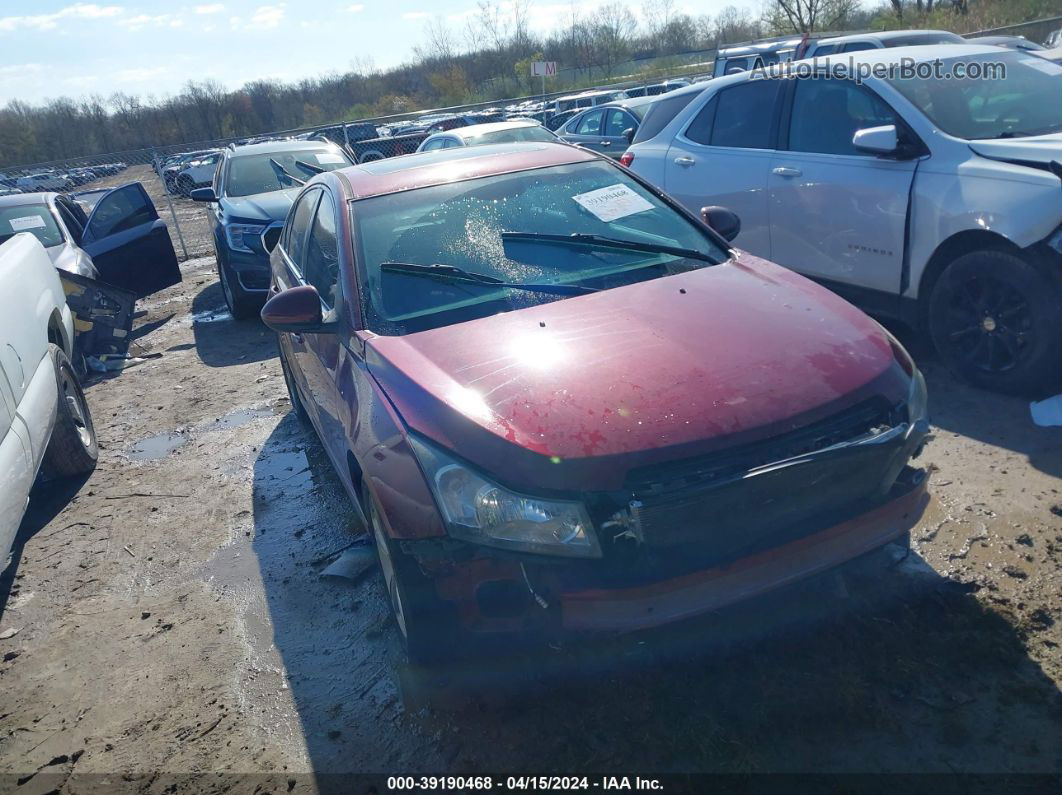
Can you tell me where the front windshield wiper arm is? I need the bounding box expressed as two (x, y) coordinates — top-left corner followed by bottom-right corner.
(269, 158), (306, 186)
(379, 261), (597, 295)
(501, 231), (719, 264)
(294, 159), (325, 175)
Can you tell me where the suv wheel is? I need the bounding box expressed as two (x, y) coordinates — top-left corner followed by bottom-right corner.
(928, 249), (1062, 394)
(218, 258), (262, 320)
(42, 344), (99, 478)
(365, 487), (458, 664)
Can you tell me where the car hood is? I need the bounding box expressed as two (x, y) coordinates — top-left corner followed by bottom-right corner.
(968, 132), (1062, 167)
(365, 252), (908, 492)
(222, 188), (299, 223)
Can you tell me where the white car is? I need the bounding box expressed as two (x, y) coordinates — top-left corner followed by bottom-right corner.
(1, 234), (98, 568)
(803, 29), (965, 57)
(416, 121), (558, 152)
(623, 46), (1062, 393)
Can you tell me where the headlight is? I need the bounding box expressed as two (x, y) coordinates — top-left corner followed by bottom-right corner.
(409, 436), (601, 558)
(225, 223), (266, 254)
(875, 321), (928, 425)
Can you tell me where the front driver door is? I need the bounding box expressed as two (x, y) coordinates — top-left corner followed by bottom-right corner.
(767, 77), (917, 294)
(80, 182), (181, 297)
(290, 189), (348, 464)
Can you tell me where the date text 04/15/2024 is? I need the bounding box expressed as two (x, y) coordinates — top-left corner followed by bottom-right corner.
(387, 776), (664, 791)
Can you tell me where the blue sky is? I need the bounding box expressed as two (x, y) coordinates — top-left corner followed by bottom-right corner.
(0, 1), (766, 105)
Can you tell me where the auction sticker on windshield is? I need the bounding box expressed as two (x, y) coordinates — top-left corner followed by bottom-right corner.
(573, 184), (654, 223)
(8, 216), (47, 231)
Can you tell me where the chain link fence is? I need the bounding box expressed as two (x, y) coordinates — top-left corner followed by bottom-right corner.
(3, 15), (1059, 265)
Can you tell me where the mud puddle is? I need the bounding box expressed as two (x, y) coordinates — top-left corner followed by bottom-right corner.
(126, 404), (278, 460)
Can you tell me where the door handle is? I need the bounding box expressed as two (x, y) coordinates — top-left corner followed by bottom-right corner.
(600, 141), (611, 147)
(674, 156), (695, 167)
(772, 166), (802, 177)
(290, 332), (303, 343)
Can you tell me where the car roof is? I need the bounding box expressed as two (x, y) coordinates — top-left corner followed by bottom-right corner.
(229, 140), (345, 158)
(719, 38), (802, 56)
(0, 193), (50, 208)
(817, 29), (962, 45)
(336, 141), (597, 200)
(443, 120), (542, 140)
(812, 43), (1008, 65)
(600, 94), (662, 111)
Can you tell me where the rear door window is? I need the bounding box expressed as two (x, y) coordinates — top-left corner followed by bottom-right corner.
(683, 81), (781, 149)
(575, 110), (605, 135)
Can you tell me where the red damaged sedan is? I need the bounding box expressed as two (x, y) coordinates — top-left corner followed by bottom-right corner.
(260, 142), (931, 661)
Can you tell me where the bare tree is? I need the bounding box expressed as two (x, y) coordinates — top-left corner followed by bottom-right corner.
(765, 0), (860, 34)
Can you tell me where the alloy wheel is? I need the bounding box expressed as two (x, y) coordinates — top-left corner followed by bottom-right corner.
(942, 275), (1032, 375)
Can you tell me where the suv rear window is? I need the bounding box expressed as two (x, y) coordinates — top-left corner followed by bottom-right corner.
(631, 89), (703, 144)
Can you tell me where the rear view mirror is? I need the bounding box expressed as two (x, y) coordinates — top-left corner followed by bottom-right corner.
(260, 285), (337, 334)
(189, 187), (217, 202)
(852, 125), (899, 156)
(701, 206), (741, 243)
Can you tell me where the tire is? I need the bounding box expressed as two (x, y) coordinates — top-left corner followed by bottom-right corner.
(365, 486), (459, 664)
(279, 347), (312, 427)
(41, 344), (98, 478)
(928, 249), (1062, 395)
(218, 257), (262, 321)
(176, 175), (194, 198)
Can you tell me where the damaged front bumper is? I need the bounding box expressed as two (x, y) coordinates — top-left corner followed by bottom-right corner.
(427, 412), (931, 637)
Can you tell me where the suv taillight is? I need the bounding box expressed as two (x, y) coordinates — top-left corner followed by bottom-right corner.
(619, 151), (634, 168)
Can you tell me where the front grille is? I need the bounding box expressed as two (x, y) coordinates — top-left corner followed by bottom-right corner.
(262, 226), (282, 253)
(570, 399), (909, 586)
(625, 399), (897, 495)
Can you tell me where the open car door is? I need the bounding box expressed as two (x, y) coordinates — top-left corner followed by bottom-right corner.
(77, 182), (181, 298)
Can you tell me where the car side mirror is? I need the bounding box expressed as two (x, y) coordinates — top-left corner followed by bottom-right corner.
(260, 285), (337, 334)
(701, 206), (741, 243)
(623, 127), (635, 145)
(853, 125), (899, 156)
(189, 187), (217, 202)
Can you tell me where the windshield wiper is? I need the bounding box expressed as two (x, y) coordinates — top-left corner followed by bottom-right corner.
(501, 231), (719, 264)
(294, 159), (325, 175)
(379, 261), (597, 295)
(269, 158), (306, 186)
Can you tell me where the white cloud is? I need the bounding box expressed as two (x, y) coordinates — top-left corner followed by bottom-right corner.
(194, 3), (226, 13)
(402, 11), (430, 21)
(118, 13), (185, 32)
(0, 62), (43, 77)
(247, 3), (285, 29)
(0, 3), (123, 33)
(347, 3), (365, 12)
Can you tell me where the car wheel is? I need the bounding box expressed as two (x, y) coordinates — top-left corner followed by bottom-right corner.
(928, 249), (1062, 394)
(176, 175), (194, 197)
(218, 258), (261, 320)
(365, 486), (458, 664)
(41, 344), (99, 478)
(279, 347), (312, 427)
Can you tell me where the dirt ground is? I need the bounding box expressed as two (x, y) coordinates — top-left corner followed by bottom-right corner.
(0, 256), (1059, 790)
